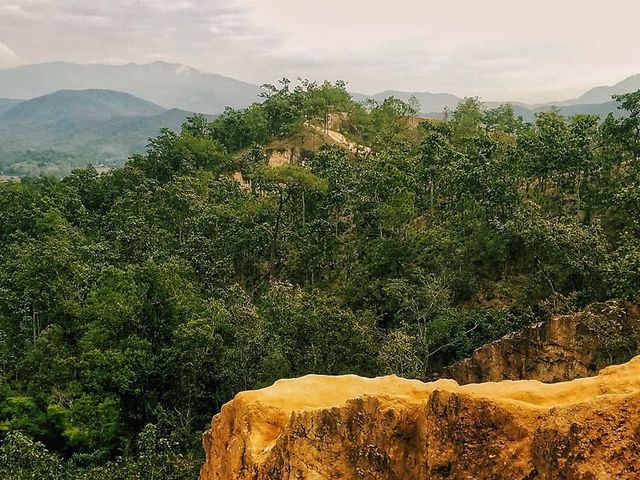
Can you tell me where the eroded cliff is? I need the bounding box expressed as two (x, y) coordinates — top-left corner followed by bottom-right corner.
(446, 301), (640, 384)
(199, 355), (640, 480)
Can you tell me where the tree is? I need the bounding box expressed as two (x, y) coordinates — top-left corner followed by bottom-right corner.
(129, 128), (231, 183)
(417, 120), (455, 214)
(408, 95), (421, 121)
(612, 90), (640, 159)
(451, 97), (483, 143)
(483, 103), (524, 134)
(253, 164), (328, 276)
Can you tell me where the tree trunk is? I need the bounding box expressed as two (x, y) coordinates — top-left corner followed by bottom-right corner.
(32, 302), (37, 344)
(575, 174), (582, 222)
(269, 188), (285, 277)
(430, 178), (435, 216)
(302, 191), (306, 227)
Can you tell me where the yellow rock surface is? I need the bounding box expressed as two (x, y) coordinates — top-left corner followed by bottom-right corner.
(199, 356), (640, 479)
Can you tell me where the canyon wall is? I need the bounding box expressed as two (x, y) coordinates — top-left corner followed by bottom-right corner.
(199, 355), (640, 480)
(446, 301), (640, 384)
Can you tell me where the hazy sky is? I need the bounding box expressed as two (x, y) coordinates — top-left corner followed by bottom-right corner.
(0, 0), (638, 102)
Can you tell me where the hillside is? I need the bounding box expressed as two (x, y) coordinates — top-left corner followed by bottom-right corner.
(0, 62), (263, 114)
(1, 79), (640, 480)
(199, 355), (640, 479)
(355, 73), (639, 120)
(0, 89), (199, 176)
(0, 98), (22, 115)
(1, 89), (165, 125)
(567, 73), (640, 105)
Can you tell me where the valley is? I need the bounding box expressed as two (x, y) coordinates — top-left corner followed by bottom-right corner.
(2, 0), (640, 478)
(1, 77), (639, 478)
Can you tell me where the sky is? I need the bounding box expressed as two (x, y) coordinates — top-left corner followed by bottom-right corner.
(0, 0), (638, 103)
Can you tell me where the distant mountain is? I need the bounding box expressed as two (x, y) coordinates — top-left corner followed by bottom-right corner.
(2, 89), (165, 126)
(536, 101), (624, 120)
(353, 90), (461, 114)
(3, 62), (637, 117)
(358, 93), (626, 122)
(0, 89), (205, 175)
(498, 100), (624, 123)
(354, 73), (639, 119)
(0, 62), (263, 114)
(565, 74), (640, 106)
(0, 98), (22, 115)
(422, 101), (625, 123)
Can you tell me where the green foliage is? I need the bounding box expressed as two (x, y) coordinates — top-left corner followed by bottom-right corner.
(451, 97), (484, 142)
(483, 103), (525, 134)
(0, 426), (200, 480)
(578, 303), (640, 369)
(1, 84), (640, 477)
(0, 431), (66, 479)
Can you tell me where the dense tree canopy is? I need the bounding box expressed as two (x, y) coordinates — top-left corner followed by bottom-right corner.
(1, 81), (639, 478)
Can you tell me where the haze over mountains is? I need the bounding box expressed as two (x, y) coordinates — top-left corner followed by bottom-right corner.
(0, 61), (638, 177)
(560, 74), (640, 105)
(0, 98), (23, 116)
(1, 62), (639, 115)
(0, 62), (263, 113)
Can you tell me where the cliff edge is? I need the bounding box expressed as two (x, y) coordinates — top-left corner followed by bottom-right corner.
(199, 355), (640, 479)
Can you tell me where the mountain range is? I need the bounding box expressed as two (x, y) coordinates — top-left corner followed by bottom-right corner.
(0, 62), (638, 176)
(353, 90), (633, 122)
(559, 74), (640, 105)
(1, 62), (638, 115)
(0, 62), (263, 114)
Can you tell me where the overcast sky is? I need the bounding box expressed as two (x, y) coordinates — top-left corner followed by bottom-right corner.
(0, 0), (638, 103)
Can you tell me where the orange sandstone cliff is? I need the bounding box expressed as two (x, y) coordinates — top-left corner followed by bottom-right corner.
(199, 356), (640, 480)
(445, 301), (640, 385)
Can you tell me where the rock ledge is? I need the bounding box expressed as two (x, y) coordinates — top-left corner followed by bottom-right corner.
(199, 355), (640, 479)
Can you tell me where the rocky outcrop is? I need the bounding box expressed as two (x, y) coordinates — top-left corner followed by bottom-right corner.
(266, 147), (301, 167)
(199, 356), (640, 480)
(446, 301), (640, 384)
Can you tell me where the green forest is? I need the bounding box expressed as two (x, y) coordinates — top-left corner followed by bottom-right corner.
(1, 81), (639, 478)
(0, 150), (87, 178)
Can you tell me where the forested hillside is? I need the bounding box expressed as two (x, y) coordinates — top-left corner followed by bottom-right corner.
(0, 98), (22, 115)
(1, 81), (639, 478)
(1, 69), (635, 179)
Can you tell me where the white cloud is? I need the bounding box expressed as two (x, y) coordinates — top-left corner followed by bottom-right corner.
(140, 0), (194, 13)
(230, 0), (640, 102)
(0, 0), (639, 102)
